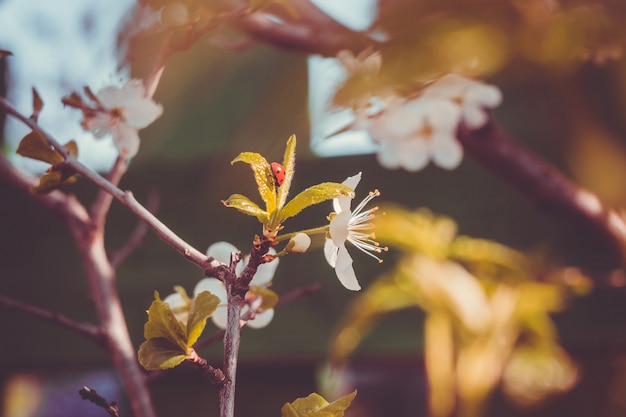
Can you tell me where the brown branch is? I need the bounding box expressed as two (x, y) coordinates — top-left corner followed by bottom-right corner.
(458, 121), (626, 264)
(0, 96), (222, 274)
(0, 293), (104, 343)
(79, 386), (120, 417)
(90, 156), (127, 232)
(234, 2), (378, 57)
(109, 190), (160, 268)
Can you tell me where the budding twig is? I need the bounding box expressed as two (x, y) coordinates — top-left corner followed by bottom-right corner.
(79, 386), (120, 417)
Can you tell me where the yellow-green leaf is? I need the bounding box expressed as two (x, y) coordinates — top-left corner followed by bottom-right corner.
(231, 152), (277, 213)
(30, 171), (76, 195)
(277, 134), (296, 209)
(222, 193), (269, 223)
(278, 182), (355, 223)
(186, 290), (220, 347)
(250, 286), (279, 311)
(17, 131), (64, 165)
(138, 338), (188, 370)
(143, 292), (187, 352)
(281, 391), (357, 417)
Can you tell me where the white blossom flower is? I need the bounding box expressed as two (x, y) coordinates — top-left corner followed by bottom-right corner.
(81, 79), (163, 158)
(324, 172), (386, 291)
(364, 97), (463, 171)
(164, 241), (278, 329)
(421, 74), (502, 130)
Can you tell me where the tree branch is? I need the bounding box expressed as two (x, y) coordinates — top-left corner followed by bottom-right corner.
(0, 293), (104, 343)
(79, 386), (120, 417)
(458, 122), (626, 264)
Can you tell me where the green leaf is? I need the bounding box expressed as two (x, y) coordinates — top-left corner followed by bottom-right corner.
(16, 131), (64, 165)
(221, 194), (269, 223)
(138, 338), (188, 370)
(281, 391), (357, 417)
(31, 171), (76, 195)
(250, 286), (279, 311)
(186, 290), (220, 347)
(231, 152), (277, 213)
(278, 182), (355, 223)
(277, 134), (296, 209)
(143, 292), (187, 352)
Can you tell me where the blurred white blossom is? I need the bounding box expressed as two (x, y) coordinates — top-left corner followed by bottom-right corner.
(81, 79), (163, 158)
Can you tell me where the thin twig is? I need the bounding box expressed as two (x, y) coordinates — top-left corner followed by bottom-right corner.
(0, 293), (104, 343)
(79, 386), (120, 417)
(109, 190), (160, 268)
(0, 97), (221, 273)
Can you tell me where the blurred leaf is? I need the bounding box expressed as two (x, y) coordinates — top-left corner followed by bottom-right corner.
(277, 134), (296, 209)
(502, 345), (578, 407)
(64, 140), (78, 157)
(375, 205), (457, 258)
(31, 88), (43, 121)
(186, 290), (220, 346)
(425, 312), (455, 417)
(0, 49), (12, 58)
(329, 271), (420, 363)
(143, 292), (187, 352)
(231, 151), (277, 214)
(279, 182), (354, 222)
(16, 131), (64, 165)
(221, 193), (269, 223)
(30, 171), (76, 195)
(138, 338), (188, 371)
(250, 286), (278, 311)
(281, 391), (357, 417)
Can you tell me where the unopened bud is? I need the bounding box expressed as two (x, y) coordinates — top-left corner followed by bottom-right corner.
(286, 233), (311, 253)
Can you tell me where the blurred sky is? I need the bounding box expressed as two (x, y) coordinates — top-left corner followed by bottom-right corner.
(0, 0), (136, 172)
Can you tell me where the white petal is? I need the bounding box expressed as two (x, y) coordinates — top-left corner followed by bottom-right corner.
(329, 210), (351, 246)
(462, 106), (489, 130)
(324, 238), (339, 268)
(334, 172), (361, 213)
(251, 252), (279, 287)
(96, 85), (123, 108)
(211, 306), (228, 329)
(163, 293), (185, 310)
(125, 101), (163, 129)
(334, 244), (361, 291)
(376, 140), (403, 169)
(206, 242), (239, 265)
(466, 83), (502, 108)
(112, 123), (140, 158)
(194, 278), (227, 302)
(246, 309), (274, 329)
(431, 136), (464, 170)
(399, 138), (429, 172)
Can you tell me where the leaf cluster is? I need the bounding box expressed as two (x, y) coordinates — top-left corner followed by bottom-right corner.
(138, 291), (219, 370)
(222, 135), (354, 238)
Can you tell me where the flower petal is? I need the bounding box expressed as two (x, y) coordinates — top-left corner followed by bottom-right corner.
(163, 293), (185, 310)
(125, 100), (164, 129)
(399, 138), (430, 172)
(206, 242), (239, 266)
(113, 122), (140, 158)
(324, 238), (338, 268)
(246, 309), (274, 329)
(431, 136), (464, 170)
(334, 244), (361, 291)
(194, 278), (227, 302)
(334, 172), (361, 213)
(251, 248), (279, 287)
(329, 210), (351, 247)
(211, 306), (228, 329)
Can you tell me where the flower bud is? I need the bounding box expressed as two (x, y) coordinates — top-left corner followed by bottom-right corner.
(286, 233), (311, 253)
